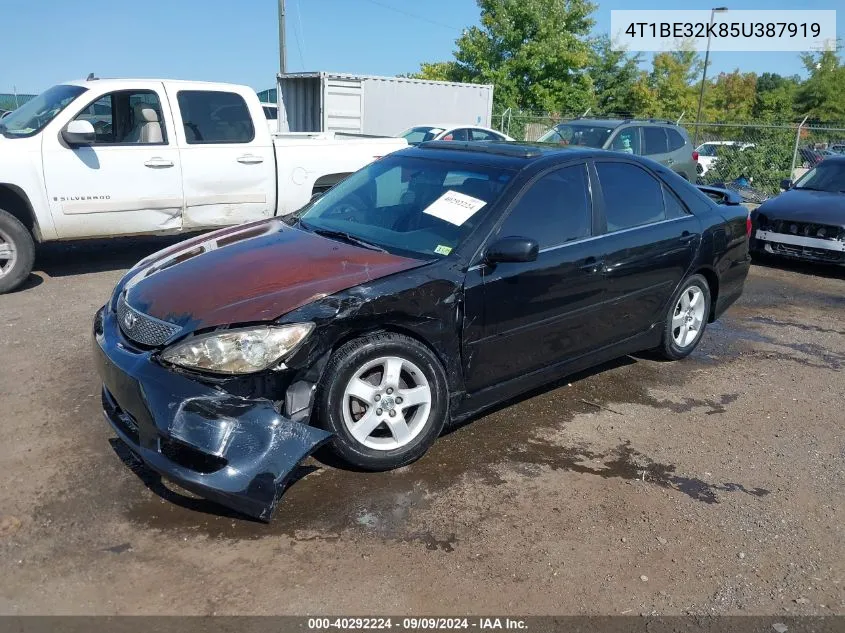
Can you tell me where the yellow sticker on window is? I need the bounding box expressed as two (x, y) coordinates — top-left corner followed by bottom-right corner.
(434, 245), (453, 255)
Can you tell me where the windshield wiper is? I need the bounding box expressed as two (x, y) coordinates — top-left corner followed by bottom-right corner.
(305, 225), (388, 252)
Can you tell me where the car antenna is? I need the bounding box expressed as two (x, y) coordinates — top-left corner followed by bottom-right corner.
(86, 73), (99, 81)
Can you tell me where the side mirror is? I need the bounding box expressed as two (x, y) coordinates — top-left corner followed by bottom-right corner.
(62, 120), (96, 146)
(780, 178), (793, 191)
(485, 237), (539, 264)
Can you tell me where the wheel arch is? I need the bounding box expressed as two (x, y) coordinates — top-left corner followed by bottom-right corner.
(691, 266), (720, 322)
(0, 183), (41, 241)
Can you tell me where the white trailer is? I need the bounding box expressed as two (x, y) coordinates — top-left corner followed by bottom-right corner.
(276, 71), (494, 137)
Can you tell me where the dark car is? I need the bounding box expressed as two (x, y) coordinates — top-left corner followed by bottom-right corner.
(751, 156), (845, 264)
(93, 142), (751, 520)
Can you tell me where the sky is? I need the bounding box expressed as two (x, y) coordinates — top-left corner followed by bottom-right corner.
(0, 0), (841, 96)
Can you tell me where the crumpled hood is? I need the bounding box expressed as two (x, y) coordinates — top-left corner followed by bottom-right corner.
(757, 189), (845, 226)
(122, 218), (425, 331)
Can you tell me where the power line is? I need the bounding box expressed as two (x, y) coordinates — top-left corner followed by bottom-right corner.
(361, 0), (461, 31)
(293, 0), (306, 69)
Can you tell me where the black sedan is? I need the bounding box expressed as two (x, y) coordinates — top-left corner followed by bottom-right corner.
(93, 142), (751, 520)
(752, 156), (845, 264)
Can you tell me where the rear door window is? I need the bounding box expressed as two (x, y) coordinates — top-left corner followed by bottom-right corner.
(177, 90), (255, 144)
(643, 127), (669, 155)
(595, 162), (666, 231)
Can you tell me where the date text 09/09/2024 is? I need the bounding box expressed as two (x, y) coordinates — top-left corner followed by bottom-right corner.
(307, 617), (528, 630)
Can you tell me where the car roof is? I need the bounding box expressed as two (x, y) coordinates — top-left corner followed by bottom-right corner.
(402, 140), (608, 169)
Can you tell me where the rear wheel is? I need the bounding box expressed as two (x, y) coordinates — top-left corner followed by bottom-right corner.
(655, 274), (711, 360)
(0, 209), (35, 294)
(316, 332), (449, 471)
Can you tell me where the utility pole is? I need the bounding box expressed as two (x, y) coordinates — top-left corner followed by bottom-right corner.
(278, 0), (287, 76)
(693, 6), (728, 147)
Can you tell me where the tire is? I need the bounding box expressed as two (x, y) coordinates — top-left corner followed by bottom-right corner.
(655, 274), (711, 361)
(0, 209), (35, 294)
(316, 331), (449, 471)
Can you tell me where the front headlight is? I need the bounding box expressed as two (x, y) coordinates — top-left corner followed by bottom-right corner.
(160, 323), (314, 375)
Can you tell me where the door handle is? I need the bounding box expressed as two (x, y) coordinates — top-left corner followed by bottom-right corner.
(579, 257), (604, 274)
(144, 158), (174, 168)
(679, 231), (697, 243)
(237, 154), (264, 164)
(665, 158), (675, 165)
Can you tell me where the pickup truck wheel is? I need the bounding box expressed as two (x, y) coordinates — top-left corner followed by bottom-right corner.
(316, 331), (449, 471)
(0, 209), (35, 294)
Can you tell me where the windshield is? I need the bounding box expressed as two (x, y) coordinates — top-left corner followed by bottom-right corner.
(401, 126), (445, 146)
(0, 84), (87, 138)
(793, 161), (845, 193)
(537, 122), (614, 148)
(296, 154), (514, 259)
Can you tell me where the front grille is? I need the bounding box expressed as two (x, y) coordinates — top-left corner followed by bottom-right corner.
(116, 295), (181, 347)
(766, 242), (845, 263)
(102, 388), (140, 446)
(763, 219), (844, 241)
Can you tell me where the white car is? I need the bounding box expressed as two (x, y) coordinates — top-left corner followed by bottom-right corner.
(400, 123), (513, 145)
(0, 78), (407, 293)
(695, 141), (754, 176)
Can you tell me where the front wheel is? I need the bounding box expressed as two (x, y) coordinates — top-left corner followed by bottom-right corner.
(655, 274), (711, 360)
(316, 332), (449, 471)
(0, 209), (35, 294)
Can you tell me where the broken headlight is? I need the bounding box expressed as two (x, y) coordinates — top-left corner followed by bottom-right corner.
(160, 323), (314, 375)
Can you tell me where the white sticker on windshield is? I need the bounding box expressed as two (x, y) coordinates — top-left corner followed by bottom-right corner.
(423, 190), (487, 226)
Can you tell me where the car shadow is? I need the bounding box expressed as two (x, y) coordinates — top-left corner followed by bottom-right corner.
(751, 253), (845, 280)
(34, 234), (204, 279)
(311, 355), (639, 472)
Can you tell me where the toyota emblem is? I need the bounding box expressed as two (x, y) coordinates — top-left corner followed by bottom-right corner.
(124, 311), (137, 329)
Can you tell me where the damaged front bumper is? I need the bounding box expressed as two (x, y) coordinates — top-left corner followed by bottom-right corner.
(752, 229), (845, 264)
(92, 306), (331, 521)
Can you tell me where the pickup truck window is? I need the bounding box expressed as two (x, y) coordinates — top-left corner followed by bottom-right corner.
(0, 84), (86, 138)
(73, 90), (167, 145)
(177, 90), (255, 144)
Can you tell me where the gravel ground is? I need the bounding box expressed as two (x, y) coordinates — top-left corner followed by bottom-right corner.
(0, 239), (842, 615)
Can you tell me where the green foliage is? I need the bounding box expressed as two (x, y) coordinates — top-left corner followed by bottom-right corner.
(587, 35), (642, 116)
(404, 2), (845, 127)
(795, 49), (845, 122)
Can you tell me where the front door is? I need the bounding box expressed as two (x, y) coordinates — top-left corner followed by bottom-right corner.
(591, 160), (701, 343)
(462, 162), (612, 393)
(164, 85), (275, 229)
(42, 84), (185, 239)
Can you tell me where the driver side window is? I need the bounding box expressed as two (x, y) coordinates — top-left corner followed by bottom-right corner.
(74, 90), (166, 145)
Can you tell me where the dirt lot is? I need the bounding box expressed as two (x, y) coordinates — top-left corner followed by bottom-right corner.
(0, 239), (842, 616)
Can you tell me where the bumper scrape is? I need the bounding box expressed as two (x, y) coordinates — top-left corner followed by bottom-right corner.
(94, 307), (332, 521)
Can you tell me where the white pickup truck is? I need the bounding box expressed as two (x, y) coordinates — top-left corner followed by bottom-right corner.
(0, 78), (407, 293)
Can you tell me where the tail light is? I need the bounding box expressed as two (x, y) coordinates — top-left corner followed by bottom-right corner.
(746, 211), (752, 238)
(692, 151), (699, 162)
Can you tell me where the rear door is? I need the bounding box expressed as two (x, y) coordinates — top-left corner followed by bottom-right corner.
(164, 85), (275, 229)
(591, 159), (701, 343)
(463, 162), (612, 393)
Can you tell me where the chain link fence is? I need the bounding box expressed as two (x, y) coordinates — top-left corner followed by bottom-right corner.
(492, 111), (845, 197)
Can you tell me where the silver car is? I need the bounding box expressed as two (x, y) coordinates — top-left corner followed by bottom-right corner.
(537, 118), (698, 181)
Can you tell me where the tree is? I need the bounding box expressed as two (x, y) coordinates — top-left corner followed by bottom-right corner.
(703, 71), (757, 122)
(794, 49), (845, 122)
(587, 35), (643, 117)
(401, 62), (462, 82)
(753, 73), (800, 122)
(431, 0), (597, 113)
(648, 49), (702, 119)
